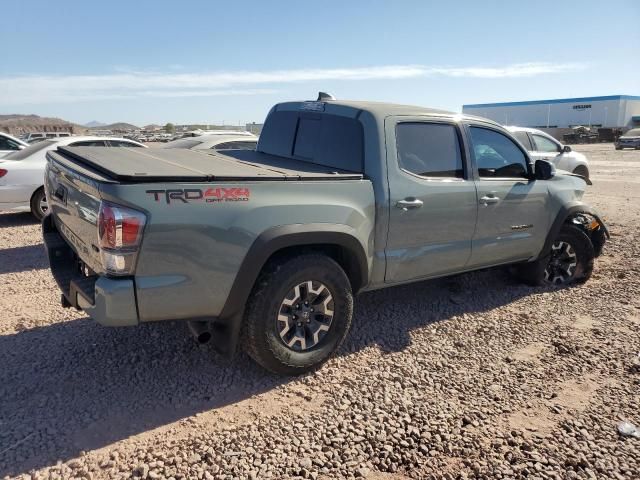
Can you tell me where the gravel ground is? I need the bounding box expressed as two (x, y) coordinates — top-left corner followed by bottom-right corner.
(1, 143), (639, 480)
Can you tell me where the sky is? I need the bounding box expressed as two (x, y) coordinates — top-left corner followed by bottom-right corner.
(1, 0), (638, 127)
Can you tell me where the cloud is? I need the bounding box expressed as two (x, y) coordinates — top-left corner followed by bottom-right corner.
(0, 62), (588, 105)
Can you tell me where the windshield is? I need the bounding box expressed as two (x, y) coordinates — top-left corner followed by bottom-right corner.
(623, 128), (640, 137)
(4, 140), (57, 160)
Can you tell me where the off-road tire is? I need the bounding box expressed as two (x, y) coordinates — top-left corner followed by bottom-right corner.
(517, 224), (595, 286)
(572, 165), (590, 180)
(243, 253), (353, 375)
(30, 187), (48, 221)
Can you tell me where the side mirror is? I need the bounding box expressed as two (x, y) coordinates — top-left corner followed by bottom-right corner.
(534, 159), (555, 180)
(18, 145), (26, 150)
(562, 145), (572, 153)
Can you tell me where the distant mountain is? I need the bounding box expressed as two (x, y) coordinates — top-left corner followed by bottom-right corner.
(0, 114), (86, 135)
(90, 122), (140, 131)
(84, 120), (107, 128)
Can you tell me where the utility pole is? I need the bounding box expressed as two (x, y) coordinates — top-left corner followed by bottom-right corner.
(547, 104), (551, 128)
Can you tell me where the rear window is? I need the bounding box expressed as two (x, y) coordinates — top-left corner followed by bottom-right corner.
(164, 139), (205, 149)
(258, 110), (364, 172)
(212, 141), (257, 150)
(4, 140), (56, 160)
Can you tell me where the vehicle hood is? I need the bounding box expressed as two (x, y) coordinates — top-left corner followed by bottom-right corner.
(619, 135), (640, 140)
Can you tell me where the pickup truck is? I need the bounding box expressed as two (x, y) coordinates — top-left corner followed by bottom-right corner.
(43, 95), (608, 375)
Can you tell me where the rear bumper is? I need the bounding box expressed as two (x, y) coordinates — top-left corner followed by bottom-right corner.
(43, 215), (139, 327)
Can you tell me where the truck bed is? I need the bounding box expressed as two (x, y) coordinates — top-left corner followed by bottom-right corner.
(49, 146), (364, 183)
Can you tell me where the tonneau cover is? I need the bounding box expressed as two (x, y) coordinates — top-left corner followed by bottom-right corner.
(51, 146), (363, 182)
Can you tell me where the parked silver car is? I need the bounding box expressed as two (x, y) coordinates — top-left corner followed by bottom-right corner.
(163, 133), (258, 151)
(507, 126), (590, 179)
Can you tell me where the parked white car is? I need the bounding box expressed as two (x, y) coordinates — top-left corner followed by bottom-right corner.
(21, 132), (72, 143)
(0, 132), (28, 159)
(0, 136), (146, 219)
(163, 133), (258, 151)
(506, 126), (590, 180)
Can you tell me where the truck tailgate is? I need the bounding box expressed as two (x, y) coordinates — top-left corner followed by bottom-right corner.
(44, 155), (105, 276)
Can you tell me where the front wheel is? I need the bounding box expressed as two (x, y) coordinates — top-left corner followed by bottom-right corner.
(30, 187), (48, 221)
(517, 225), (595, 286)
(243, 253), (353, 375)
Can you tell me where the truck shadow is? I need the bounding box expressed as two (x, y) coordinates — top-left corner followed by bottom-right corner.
(0, 244), (48, 274)
(0, 212), (38, 229)
(0, 267), (537, 476)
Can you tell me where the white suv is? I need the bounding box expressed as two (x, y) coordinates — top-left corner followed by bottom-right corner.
(507, 126), (590, 180)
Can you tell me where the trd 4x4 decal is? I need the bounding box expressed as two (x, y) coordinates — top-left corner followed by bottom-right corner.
(146, 188), (251, 204)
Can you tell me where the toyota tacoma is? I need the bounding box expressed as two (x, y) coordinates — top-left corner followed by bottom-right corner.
(43, 94), (608, 375)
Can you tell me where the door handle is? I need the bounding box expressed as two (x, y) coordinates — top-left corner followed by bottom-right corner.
(480, 195), (500, 205)
(396, 198), (423, 210)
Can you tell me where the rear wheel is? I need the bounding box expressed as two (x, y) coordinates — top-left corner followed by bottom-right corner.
(30, 187), (48, 221)
(243, 253), (353, 375)
(517, 224), (594, 286)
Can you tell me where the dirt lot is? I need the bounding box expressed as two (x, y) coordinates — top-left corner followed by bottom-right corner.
(1, 144), (639, 480)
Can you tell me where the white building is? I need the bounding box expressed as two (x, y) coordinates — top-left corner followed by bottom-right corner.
(462, 95), (640, 129)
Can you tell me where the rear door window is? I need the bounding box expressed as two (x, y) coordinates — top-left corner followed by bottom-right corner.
(4, 140), (56, 160)
(395, 123), (464, 178)
(0, 136), (22, 151)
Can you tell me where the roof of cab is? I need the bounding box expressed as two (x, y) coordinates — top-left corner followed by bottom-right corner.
(273, 98), (500, 126)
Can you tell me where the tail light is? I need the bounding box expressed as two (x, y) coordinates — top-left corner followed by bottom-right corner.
(97, 201), (146, 275)
(0, 169), (7, 178)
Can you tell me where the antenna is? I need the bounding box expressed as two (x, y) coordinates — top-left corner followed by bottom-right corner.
(317, 92), (336, 101)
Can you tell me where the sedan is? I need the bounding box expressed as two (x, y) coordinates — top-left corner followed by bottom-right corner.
(0, 136), (146, 219)
(506, 126), (591, 180)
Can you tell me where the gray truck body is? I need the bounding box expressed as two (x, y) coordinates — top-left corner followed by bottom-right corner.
(43, 99), (603, 355)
